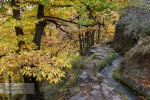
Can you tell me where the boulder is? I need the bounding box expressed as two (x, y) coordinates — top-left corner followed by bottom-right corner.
(112, 23), (137, 55)
(119, 36), (150, 97)
(111, 6), (150, 55)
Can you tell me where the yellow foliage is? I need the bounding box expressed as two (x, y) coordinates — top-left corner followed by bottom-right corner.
(100, 24), (115, 41)
(0, 0), (120, 84)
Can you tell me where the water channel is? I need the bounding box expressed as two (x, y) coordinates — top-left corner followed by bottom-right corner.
(100, 53), (140, 100)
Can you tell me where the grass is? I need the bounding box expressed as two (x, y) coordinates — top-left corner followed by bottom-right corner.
(117, 89), (124, 95)
(112, 65), (121, 82)
(113, 66), (129, 100)
(97, 51), (116, 71)
(90, 53), (97, 59)
(116, 89), (128, 100)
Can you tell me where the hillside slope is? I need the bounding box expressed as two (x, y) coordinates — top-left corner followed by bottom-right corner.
(113, 6), (150, 99)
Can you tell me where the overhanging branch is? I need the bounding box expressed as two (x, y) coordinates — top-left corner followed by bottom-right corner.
(45, 16), (104, 27)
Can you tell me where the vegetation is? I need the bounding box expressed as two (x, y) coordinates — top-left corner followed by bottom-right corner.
(112, 65), (121, 82)
(98, 51), (116, 71)
(113, 67), (149, 100)
(116, 89), (128, 100)
(117, 6), (150, 39)
(111, 0), (150, 100)
(112, 0), (150, 55)
(119, 36), (150, 99)
(40, 56), (83, 100)
(0, 0), (124, 99)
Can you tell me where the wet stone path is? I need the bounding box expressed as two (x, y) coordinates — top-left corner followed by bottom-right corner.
(64, 46), (124, 100)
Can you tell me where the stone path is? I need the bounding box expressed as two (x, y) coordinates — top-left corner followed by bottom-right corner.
(64, 46), (123, 100)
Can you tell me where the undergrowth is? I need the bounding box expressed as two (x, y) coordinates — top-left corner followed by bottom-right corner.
(39, 55), (90, 100)
(98, 51), (116, 71)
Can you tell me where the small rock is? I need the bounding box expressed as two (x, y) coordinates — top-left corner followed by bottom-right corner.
(102, 85), (114, 91)
(79, 74), (87, 80)
(81, 91), (88, 97)
(85, 65), (91, 68)
(69, 92), (81, 100)
(78, 93), (89, 100)
(95, 53), (105, 57)
(82, 70), (87, 75)
(88, 83), (92, 86)
(78, 83), (86, 87)
(104, 47), (110, 50)
(84, 80), (88, 83)
(91, 46), (98, 49)
(90, 50), (97, 53)
(95, 56), (103, 60)
(101, 83), (107, 86)
(112, 95), (122, 100)
(92, 85), (101, 90)
(96, 73), (104, 78)
(103, 90), (109, 96)
(78, 97), (88, 100)
(107, 87), (114, 91)
(102, 85), (109, 92)
(90, 90), (100, 96)
(103, 79), (109, 84)
(91, 77), (99, 82)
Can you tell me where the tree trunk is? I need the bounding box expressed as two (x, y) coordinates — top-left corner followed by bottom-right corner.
(23, 76), (44, 100)
(33, 4), (45, 50)
(96, 24), (100, 44)
(82, 33), (85, 53)
(33, 21), (45, 50)
(84, 31), (90, 55)
(89, 32), (91, 48)
(24, 4), (46, 100)
(91, 30), (95, 46)
(11, 0), (23, 35)
(78, 34), (83, 56)
(11, 0), (23, 99)
(24, 4), (45, 100)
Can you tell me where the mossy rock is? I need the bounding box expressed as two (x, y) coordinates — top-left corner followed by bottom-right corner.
(112, 21), (138, 55)
(111, 6), (150, 55)
(117, 36), (150, 99)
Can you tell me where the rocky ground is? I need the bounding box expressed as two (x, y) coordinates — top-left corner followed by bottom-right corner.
(64, 46), (123, 100)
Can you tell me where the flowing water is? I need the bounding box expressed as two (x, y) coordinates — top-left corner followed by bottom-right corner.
(100, 53), (140, 100)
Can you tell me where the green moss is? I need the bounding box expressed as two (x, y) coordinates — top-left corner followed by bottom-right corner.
(98, 51), (116, 71)
(112, 43), (123, 52)
(90, 53), (97, 59)
(113, 66), (150, 100)
(71, 86), (80, 93)
(112, 66), (121, 82)
(112, 40), (137, 55)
